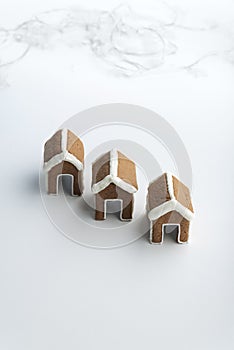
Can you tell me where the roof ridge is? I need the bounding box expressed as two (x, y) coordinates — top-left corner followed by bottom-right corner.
(61, 128), (68, 152)
(92, 148), (137, 194)
(165, 172), (175, 200)
(110, 148), (118, 177)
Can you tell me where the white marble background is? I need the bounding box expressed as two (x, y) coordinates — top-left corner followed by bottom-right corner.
(0, 1), (234, 350)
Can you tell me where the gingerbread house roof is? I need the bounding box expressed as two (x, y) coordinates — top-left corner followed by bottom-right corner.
(147, 173), (194, 222)
(92, 149), (138, 194)
(43, 129), (84, 172)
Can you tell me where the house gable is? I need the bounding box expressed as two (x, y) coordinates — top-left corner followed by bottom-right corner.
(92, 149), (138, 194)
(147, 173), (194, 222)
(44, 129), (84, 172)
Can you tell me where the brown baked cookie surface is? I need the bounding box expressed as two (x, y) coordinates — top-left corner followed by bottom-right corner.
(147, 173), (194, 244)
(44, 128), (84, 196)
(92, 149), (138, 221)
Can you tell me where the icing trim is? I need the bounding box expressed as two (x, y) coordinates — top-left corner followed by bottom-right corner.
(92, 148), (138, 194)
(61, 128), (67, 152)
(110, 148), (118, 177)
(148, 198), (194, 222)
(102, 199), (133, 221)
(44, 151), (83, 172)
(45, 172), (83, 196)
(166, 172), (175, 199)
(67, 172), (82, 196)
(92, 174), (137, 194)
(148, 172), (193, 242)
(44, 128), (83, 172)
(149, 222), (189, 245)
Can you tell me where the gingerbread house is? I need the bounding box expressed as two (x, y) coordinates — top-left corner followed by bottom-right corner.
(147, 173), (194, 244)
(92, 149), (138, 221)
(43, 128), (84, 196)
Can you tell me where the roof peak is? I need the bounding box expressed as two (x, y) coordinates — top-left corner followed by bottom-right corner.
(92, 149), (138, 194)
(44, 128), (84, 169)
(147, 172), (194, 221)
(148, 172), (181, 188)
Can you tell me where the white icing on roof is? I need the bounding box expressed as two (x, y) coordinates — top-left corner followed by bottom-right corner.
(147, 172), (194, 221)
(44, 129), (84, 172)
(91, 148), (138, 194)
